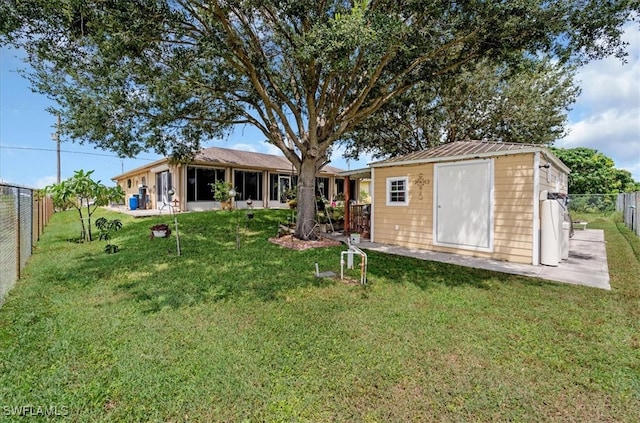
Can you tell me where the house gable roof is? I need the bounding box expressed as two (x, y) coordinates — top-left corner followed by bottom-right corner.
(193, 147), (343, 174)
(112, 146), (344, 180)
(194, 147), (292, 171)
(370, 140), (570, 173)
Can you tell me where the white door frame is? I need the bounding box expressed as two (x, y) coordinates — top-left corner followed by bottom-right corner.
(278, 175), (291, 202)
(156, 171), (171, 210)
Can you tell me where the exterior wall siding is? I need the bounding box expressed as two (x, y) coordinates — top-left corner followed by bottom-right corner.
(118, 169), (155, 209)
(539, 158), (569, 195)
(373, 153), (536, 264)
(115, 160), (342, 212)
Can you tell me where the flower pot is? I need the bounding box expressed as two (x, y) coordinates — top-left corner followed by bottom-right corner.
(152, 230), (168, 238)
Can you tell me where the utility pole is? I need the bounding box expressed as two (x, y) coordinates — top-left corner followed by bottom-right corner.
(51, 114), (61, 183)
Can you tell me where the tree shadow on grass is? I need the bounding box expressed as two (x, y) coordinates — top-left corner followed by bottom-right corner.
(53, 210), (342, 312)
(49, 209), (559, 313)
(363, 250), (558, 291)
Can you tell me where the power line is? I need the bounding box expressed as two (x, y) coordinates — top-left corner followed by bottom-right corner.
(0, 144), (157, 161)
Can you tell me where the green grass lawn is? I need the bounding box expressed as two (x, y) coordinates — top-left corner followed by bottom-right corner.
(0, 209), (638, 422)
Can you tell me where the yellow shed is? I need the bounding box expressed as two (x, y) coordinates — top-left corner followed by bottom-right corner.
(370, 141), (570, 265)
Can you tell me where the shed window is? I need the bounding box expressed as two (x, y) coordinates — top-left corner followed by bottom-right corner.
(386, 177), (408, 206)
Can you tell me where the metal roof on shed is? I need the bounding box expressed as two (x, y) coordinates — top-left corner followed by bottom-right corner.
(370, 140), (569, 173)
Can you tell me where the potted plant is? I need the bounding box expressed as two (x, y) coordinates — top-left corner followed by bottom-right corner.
(317, 213), (328, 232)
(210, 180), (235, 210)
(326, 205), (344, 231)
(150, 223), (171, 238)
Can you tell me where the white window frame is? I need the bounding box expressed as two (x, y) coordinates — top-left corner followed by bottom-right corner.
(386, 176), (409, 206)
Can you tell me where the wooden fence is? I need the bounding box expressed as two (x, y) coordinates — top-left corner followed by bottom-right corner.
(617, 192), (640, 236)
(0, 184), (54, 302)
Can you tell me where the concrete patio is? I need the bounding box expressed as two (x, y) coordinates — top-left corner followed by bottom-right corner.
(325, 229), (610, 290)
(105, 205), (183, 218)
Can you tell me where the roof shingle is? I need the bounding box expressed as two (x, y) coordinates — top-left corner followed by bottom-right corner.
(193, 146), (343, 174)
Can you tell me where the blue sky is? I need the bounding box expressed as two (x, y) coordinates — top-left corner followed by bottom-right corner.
(1, 23), (638, 188)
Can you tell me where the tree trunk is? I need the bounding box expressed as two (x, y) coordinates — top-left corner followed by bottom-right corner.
(86, 201), (93, 242)
(294, 158), (319, 240)
(76, 207), (86, 241)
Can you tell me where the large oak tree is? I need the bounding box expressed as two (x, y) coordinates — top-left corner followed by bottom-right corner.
(342, 58), (581, 160)
(1, 0), (637, 238)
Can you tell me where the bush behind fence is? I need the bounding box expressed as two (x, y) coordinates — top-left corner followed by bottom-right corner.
(567, 194), (619, 216)
(0, 184), (54, 303)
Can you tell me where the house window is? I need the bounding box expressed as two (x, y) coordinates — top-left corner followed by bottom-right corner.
(127, 179), (132, 189)
(234, 170), (263, 201)
(386, 177), (408, 206)
(187, 166), (226, 202)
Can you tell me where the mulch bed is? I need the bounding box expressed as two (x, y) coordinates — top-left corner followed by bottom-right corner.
(268, 234), (342, 250)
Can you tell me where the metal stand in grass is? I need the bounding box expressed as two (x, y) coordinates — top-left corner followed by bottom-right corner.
(168, 189), (181, 256)
(228, 187), (241, 249)
(228, 188), (254, 250)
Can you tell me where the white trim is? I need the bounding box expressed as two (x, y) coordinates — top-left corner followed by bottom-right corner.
(187, 201), (222, 211)
(533, 152), (541, 265)
(385, 176), (409, 206)
(339, 167), (371, 178)
(370, 168), (375, 241)
(150, 163), (170, 174)
(181, 164), (187, 212)
(433, 159), (494, 253)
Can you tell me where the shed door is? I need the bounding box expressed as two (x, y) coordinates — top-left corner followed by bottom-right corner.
(434, 160), (493, 252)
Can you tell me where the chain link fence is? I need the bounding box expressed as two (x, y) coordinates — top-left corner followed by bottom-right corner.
(617, 192), (639, 237)
(0, 183), (54, 303)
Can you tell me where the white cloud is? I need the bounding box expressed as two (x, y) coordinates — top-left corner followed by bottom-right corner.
(33, 175), (57, 189)
(560, 22), (640, 181)
(261, 142), (284, 156)
(574, 59), (639, 114)
(230, 143), (258, 153)
(561, 109), (639, 152)
(230, 141), (288, 157)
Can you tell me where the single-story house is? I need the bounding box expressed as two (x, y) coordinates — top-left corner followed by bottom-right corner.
(111, 146), (351, 212)
(365, 140), (570, 265)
